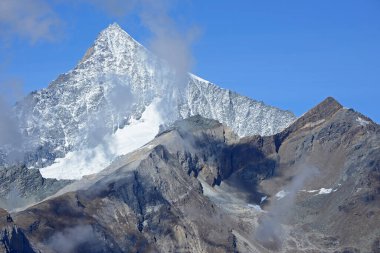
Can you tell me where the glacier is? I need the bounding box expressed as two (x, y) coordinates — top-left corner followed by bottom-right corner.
(40, 99), (163, 179)
(9, 23), (296, 179)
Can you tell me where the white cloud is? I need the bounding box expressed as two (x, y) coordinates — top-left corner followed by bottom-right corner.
(0, 0), (62, 43)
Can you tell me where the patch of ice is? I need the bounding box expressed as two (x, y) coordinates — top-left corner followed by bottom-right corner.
(305, 189), (319, 193)
(260, 196), (267, 203)
(40, 99), (163, 180)
(356, 117), (370, 126)
(275, 190), (287, 200)
(317, 188), (333, 194)
(302, 187), (338, 195)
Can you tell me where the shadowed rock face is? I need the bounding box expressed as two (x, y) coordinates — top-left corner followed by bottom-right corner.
(255, 97), (380, 252)
(0, 166), (71, 210)
(1, 97), (379, 252)
(11, 145), (235, 253)
(0, 209), (36, 253)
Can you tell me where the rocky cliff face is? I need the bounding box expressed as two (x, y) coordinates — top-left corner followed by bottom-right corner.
(0, 209), (36, 253)
(2, 97), (379, 252)
(0, 166), (71, 211)
(9, 23), (295, 174)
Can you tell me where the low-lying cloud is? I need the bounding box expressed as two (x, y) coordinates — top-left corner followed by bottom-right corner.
(0, 80), (26, 163)
(255, 165), (319, 250)
(47, 225), (100, 253)
(0, 186), (34, 211)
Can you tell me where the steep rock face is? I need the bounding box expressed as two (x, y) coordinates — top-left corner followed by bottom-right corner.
(0, 209), (36, 253)
(12, 146), (236, 253)
(3, 116), (240, 252)
(0, 166), (71, 210)
(0, 226), (36, 253)
(13, 23), (295, 170)
(252, 98), (380, 252)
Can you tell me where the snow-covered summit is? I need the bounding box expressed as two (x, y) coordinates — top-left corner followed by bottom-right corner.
(80, 23), (145, 64)
(12, 23), (296, 179)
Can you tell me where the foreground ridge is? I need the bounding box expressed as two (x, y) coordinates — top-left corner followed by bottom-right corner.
(1, 97), (379, 252)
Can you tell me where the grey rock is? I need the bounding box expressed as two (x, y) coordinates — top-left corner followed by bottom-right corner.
(0, 165), (71, 210)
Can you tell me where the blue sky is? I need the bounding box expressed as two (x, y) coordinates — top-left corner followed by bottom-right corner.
(1, 0), (379, 121)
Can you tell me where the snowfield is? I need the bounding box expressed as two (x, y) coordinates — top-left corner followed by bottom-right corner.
(40, 100), (163, 179)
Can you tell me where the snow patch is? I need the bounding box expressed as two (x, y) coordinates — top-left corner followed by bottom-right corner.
(317, 188), (334, 194)
(302, 187), (338, 195)
(315, 187), (338, 195)
(356, 117), (370, 126)
(275, 190), (287, 200)
(40, 100), (163, 180)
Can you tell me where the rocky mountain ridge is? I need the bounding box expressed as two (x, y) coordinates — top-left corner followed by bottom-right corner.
(1, 97), (378, 252)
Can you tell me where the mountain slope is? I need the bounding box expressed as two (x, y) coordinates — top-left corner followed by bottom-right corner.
(4, 97), (379, 252)
(12, 23), (295, 179)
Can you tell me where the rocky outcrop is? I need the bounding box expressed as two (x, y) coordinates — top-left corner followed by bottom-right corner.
(0, 209), (36, 253)
(0, 165), (71, 210)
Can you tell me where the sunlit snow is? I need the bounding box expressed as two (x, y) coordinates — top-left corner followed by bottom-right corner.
(275, 190), (287, 199)
(302, 187), (338, 195)
(317, 188), (334, 194)
(356, 117), (370, 126)
(40, 99), (163, 180)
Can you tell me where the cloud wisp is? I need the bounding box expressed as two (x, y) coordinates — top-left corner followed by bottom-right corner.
(255, 165), (319, 250)
(0, 0), (62, 43)
(0, 79), (26, 164)
(47, 225), (101, 253)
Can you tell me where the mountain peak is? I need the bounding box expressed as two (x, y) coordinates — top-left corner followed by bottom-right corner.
(304, 96), (343, 121)
(284, 97), (343, 135)
(274, 96), (343, 151)
(97, 22), (134, 42)
(107, 22), (122, 31)
(79, 23), (143, 64)
(12, 22), (297, 179)
(316, 96), (342, 109)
